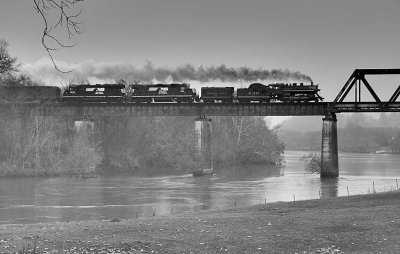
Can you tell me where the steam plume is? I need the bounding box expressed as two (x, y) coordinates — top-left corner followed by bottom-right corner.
(22, 58), (313, 85)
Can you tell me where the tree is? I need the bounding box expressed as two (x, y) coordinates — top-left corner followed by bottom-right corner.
(212, 116), (285, 165)
(300, 153), (321, 174)
(33, 0), (84, 72)
(0, 39), (19, 81)
(0, 40), (44, 86)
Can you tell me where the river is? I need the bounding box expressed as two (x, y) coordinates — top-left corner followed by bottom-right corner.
(1, 150), (400, 224)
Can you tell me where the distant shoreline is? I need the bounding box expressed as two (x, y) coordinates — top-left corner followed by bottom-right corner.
(286, 149), (400, 155)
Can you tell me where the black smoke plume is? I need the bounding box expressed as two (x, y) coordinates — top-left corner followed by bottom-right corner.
(23, 59), (313, 84)
(163, 64), (312, 83)
(101, 62), (313, 83)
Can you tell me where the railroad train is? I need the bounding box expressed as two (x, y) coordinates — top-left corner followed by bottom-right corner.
(0, 85), (61, 103)
(0, 82), (323, 103)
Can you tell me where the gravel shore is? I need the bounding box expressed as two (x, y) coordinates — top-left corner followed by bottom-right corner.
(1, 191), (400, 253)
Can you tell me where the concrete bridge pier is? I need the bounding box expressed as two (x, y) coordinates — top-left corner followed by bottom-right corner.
(194, 116), (213, 176)
(321, 112), (339, 178)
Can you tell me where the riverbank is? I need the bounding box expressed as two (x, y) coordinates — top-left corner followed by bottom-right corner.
(0, 162), (281, 178)
(1, 191), (399, 253)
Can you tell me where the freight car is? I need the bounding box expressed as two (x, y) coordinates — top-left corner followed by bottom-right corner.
(201, 87), (235, 103)
(130, 83), (198, 103)
(62, 84), (125, 103)
(0, 86), (61, 103)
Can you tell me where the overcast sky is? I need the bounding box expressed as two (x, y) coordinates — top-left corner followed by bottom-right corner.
(1, 0), (400, 101)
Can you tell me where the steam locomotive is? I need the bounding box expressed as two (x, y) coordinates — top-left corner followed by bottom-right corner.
(0, 82), (323, 104)
(201, 82), (322, 103)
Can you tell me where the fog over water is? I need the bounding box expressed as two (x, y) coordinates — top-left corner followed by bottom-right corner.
(1, 151), (400, 224)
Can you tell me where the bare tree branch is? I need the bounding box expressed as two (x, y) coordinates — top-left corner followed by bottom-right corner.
(33, 0), (84, 73)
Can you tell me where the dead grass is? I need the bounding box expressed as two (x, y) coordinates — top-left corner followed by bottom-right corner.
(1, 191), (400, 253)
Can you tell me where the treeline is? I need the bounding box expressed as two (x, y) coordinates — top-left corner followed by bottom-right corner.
(0, 113), (285, 177)
(82, 115), (285, 175)
(0, 112), (100, 177)
(281, 126), (400, 153)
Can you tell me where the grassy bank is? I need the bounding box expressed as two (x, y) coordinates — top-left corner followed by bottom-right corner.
(1, 191), (400, 253)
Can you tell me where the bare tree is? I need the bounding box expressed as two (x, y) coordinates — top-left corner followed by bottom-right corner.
(231, 116), (255, 163)
(33, 0), (84, 72)
(0, 39), (19, 80)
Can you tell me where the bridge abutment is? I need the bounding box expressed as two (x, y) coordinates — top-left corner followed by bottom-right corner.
(321, 112), (339, 178)
(194, 117), (213, 176)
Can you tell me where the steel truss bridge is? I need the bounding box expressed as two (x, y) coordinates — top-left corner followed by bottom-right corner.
(2, 68), (400, 117)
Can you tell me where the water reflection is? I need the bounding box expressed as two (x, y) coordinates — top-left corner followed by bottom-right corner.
(214, 164), (284, 179)
(1, 151), (400, 224)
(320, 178), (339, 198)
(189, 175), (213, 210)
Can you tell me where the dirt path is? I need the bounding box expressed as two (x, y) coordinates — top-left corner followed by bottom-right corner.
(1, 191), (400, 253)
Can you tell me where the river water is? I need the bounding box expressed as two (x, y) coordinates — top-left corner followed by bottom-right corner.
(1, 150), (400, 224)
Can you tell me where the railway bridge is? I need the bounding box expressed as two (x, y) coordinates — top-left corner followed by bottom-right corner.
(3, 69), (400, 177)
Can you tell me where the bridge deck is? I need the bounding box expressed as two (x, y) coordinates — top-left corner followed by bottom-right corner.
(33, 102), (328, 116)
(3, 102), (400, 117)
(331, 102), (400, 112)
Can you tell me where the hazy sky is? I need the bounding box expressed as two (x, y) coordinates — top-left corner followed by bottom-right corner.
(1, 0), (400, 101)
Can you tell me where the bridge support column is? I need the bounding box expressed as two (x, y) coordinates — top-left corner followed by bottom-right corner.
(321, 112), (339, 178)
(194, 117), (213, 176)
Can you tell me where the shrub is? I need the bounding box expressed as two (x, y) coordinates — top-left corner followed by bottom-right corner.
(300, 153), (321, 174)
